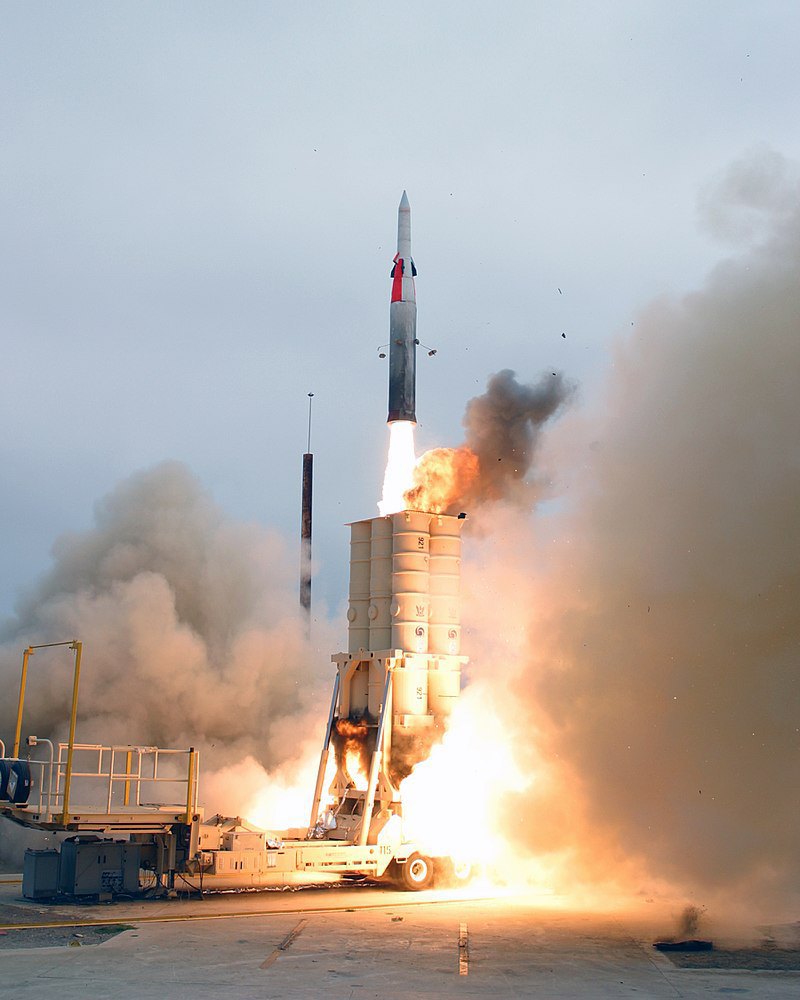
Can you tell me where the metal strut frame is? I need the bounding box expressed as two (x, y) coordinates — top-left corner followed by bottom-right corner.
(358, 666), (393, 847)
(307, 671), (340, 831)
(308, 661), (396, 847)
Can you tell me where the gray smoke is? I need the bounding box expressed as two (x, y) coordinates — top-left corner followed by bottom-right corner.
(463, 368), (575, 505)
(493, 149), (800, 910)
(0, 462), (333, 830)
(407, 369), (574, 514)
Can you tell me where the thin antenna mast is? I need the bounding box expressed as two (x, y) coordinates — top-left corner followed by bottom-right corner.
(300, 393), (314, 618)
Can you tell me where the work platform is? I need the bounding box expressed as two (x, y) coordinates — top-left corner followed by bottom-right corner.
(0, 805), (193, 834)
(1, 641), (201, 841)
(0, 741), (199, 834)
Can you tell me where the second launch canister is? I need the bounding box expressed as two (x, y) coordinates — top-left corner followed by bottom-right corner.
(387, 191), (417, 423)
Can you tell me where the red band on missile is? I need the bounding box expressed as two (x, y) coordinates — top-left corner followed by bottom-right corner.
(391, 254), (404, 302)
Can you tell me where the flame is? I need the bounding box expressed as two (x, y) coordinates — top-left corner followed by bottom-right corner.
(379, 424), (482, 517)
(378, 421), (417, 515)
(345, 751), (368, 789)
(334, 718), (372, 790)
(238, 748), (334, 832)
(399, 687), (531, 870)
(404, 446), (479, 514)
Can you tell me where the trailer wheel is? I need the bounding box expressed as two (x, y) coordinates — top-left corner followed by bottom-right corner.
(451, 859), (475, 883)
(400, 853), (434, 891)
(435, 857), (475, 886)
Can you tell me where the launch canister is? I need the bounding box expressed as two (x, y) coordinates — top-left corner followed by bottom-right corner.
(387, 190), (417, 423)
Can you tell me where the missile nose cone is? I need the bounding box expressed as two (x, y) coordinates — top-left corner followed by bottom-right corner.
(396, 190), (412, 260)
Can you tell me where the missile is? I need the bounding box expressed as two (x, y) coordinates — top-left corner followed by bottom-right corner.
(387, 191), (417, 423)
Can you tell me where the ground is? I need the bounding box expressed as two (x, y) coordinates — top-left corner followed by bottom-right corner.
(1, 875), (798, 998)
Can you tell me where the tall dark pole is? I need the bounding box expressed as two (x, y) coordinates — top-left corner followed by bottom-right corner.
(300, 393), (314, 618)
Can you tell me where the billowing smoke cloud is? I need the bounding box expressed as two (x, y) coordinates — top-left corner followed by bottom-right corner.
(406, 369), (574, 514)
(483, 149), (800, 909)
(0, 462), (335, 839)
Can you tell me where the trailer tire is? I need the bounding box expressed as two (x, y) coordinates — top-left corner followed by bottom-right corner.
(452, 860), (474, 882)
(399, 853), (434, 891)
(435, 857), (475, 886)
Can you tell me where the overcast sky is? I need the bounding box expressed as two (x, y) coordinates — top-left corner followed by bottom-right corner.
(2, 1), (799, 619)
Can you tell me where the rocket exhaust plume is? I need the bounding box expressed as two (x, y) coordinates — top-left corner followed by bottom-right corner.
(378, 421), (416, 515)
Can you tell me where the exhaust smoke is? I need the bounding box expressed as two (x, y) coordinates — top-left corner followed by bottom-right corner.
(0, 461), (335, 866)
(389, 151), (800, 917)
(406, 369), (574, 514)
(483, 149), (800, 912)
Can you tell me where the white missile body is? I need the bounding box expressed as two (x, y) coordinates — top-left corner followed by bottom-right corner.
(387, 191), (417, 423)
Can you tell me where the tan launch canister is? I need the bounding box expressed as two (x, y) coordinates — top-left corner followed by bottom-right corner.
(347, 520), (372, 653)
(368, 659), (387, 717)
(392, 664), (429, 716)
(428, 514), (462, 654)
(349, 663), (369, 716)
(428, 659), (462, 717)
(390, 511), (430, 652)
(368, 517), (393, 651)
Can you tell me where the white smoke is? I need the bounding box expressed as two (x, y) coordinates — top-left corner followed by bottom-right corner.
(0, 461), (337, 865)
(464, 149), (800, 913)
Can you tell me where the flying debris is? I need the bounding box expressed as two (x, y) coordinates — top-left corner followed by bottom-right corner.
(387, 191), (417, 424)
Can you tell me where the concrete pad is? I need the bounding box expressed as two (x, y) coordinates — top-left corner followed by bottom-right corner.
(1, 884), (798, 998)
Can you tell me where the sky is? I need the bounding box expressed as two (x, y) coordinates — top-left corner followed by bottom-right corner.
(2, 1), (799, 620)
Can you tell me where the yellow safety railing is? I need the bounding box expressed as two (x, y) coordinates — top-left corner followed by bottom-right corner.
(8, 641), (200, 824)
(52, 744), (199, 816)
(12, 640), (82, 824)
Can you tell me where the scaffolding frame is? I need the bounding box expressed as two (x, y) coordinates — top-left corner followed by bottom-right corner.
(3, 641), (200, 832)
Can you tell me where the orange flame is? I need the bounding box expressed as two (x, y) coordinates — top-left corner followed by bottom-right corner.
(403, 446), (480, 514)
(333, 718), (372, 790)
(399, 687), (531, 869)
